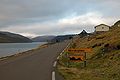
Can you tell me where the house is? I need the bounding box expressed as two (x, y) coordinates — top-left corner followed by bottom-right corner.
(95, 24), (110, 32)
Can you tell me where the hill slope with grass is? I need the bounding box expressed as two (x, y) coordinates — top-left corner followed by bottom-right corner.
(51, 35), (75, 42)
(58, 20), (120, 80)
(0, 31), (32, 43)
(32, 35), (56, 42)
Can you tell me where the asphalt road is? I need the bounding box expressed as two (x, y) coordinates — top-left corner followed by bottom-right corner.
(0, 40), (70, 80)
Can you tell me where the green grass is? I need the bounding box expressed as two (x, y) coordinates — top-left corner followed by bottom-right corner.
(58, 50), (120, 80)
(57, 22), (120, 80)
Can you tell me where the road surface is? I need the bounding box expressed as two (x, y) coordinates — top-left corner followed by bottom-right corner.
(0, 40), (69, 80)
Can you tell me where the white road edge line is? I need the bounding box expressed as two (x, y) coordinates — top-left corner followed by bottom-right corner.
(52, 71), (55, 80)
(52, 43), (70, 80)
(53, 61), (57, 67)
(57, 56), (59, 60)
(60, 43), (70, 56)
(60, 52), (63, 55)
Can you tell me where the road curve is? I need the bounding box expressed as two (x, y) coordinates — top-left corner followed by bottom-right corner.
(0, 40), (70, 80)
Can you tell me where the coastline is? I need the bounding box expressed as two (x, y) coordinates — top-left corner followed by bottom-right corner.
(0, 43), (51, 63)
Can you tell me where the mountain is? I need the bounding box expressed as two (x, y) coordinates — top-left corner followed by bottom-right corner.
(51, 34), (75, 42)
(32, 36), (56, 42)
(0, 31), (32, 43)
(78, 30), (89, 37)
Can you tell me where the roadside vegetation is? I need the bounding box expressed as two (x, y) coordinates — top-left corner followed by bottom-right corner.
(57, 20), (120, 80)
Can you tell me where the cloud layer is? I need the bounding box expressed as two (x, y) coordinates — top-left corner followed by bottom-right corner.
(0, 0), (120, 37)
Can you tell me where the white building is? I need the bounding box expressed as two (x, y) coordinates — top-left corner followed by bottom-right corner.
(95, 24), (110, 32)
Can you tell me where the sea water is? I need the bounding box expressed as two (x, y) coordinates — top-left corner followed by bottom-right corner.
(0, 42), (46, 58)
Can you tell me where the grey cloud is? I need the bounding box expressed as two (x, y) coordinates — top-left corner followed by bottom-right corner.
(0, 0), (76, 27)
(0, 0), (120, 36)
(0, 0), (119, 24)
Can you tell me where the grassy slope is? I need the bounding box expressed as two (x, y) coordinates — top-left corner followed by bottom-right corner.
(57, 23), (120, 80)
(0, 31), (32, 43)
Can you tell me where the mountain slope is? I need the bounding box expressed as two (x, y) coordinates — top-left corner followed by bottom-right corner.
(32, 36), (56, 42)
(0, 31), (32, 43)
(58, 20), (120, 80)
(51, 35), (75, 42)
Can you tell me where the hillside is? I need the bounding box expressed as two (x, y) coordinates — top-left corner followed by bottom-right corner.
(51, 34), (75, 42)
(0, 31), (32, 43)
(32, 36), (56, 42)
(58, 20), (120, 80)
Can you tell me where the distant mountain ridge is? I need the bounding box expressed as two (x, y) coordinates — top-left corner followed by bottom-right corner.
(32, 34), (76, 42)
(0, 31), (32, 43)
(32, 36), (56, 42)
(51, 34), (75, 42)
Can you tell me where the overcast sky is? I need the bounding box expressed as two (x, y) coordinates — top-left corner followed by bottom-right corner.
(0, 0), (120, 37)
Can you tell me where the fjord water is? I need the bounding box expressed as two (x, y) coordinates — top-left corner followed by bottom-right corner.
(0, 42), (46, 58)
